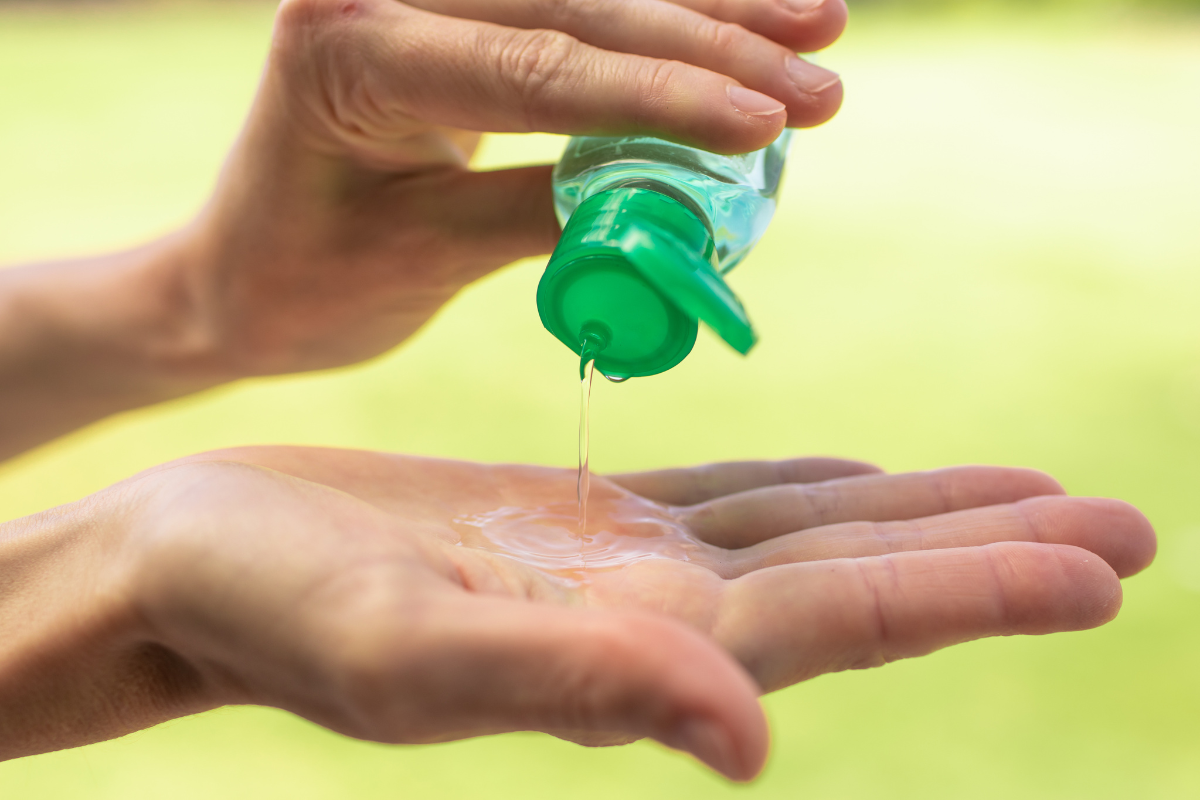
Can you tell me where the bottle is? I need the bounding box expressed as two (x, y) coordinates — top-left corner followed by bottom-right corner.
(536, 131), (792, 379)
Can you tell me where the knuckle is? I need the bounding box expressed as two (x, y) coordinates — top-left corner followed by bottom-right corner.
(845, 558), (894, 671)
(270, 0), (354, 91)
(276, 0), (370, 34)
(981, 547), (1015, 625)
(272, 0), (381, 80)
(641, 59), (687, 109)
(499, 28), (580, 120)
(927, 468), (957, 511)
(271, 0), (408, 147)
(1015, 467), (1066, 496)
(530, 0), (587, 27)
(789, 484), (823, 525)
(701, 19), (751, 56)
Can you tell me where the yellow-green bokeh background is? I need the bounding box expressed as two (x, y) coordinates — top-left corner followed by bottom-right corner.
(2, 2), (1199, 797)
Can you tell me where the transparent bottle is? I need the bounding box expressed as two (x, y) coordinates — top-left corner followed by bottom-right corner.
(536, 132), (793, 379)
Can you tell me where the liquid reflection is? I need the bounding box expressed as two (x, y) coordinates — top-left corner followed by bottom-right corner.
(454, 495), (702, 581)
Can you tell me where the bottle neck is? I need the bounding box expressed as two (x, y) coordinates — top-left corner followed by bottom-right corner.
(537, 186), (756, 378)
(604, 178), (713, 240)
(537, 188), (709, 378)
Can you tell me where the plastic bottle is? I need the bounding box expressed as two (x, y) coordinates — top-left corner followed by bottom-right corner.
(536, 131), (792, 379)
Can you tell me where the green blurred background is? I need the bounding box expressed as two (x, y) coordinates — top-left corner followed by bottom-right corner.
(1, 1), (1198, 797)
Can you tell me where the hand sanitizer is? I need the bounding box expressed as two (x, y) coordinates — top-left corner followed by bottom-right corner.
(537, 132), (792, 379)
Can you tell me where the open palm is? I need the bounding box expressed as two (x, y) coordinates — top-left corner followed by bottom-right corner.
(111, 446), (1155, 780)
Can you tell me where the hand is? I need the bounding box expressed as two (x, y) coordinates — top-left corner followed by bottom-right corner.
(188, 0), (847, 376)
(0, 448), (1155, 780)
(0, 0), (847, 459)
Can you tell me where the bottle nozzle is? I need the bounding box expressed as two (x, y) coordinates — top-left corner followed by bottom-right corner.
(538, 187), (755, 379)
(578, 321), (611, 379)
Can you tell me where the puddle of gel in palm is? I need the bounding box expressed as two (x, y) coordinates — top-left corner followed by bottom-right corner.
(453, 497), (701, 584)
(452, 339), (702, 584)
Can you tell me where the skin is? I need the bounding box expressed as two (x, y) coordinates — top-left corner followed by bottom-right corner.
(0, 449), (1156, 779)
(0, 0), (1159, 782)
(0, 0), (845, 461)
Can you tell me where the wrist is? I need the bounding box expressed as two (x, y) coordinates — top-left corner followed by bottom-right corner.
(0, 228), (233, 459)
(0, 489), (211, 760)
(5, 227), (231, 381)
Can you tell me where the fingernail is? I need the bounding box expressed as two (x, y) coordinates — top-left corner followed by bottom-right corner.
(782, 0), (825, 13)
(727, 86), (786, 118)
(786, 55), (841, 95)
(670, 717), (740, 778)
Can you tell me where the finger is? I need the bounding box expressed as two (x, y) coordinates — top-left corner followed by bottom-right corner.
(403, 0), (843, 128)
(344, 164), (562, 276)
(715, 542), (1122, 692)
(728, 496), (1158, 579)
(608, 457), (883, 506)
(683, 466), (1065, 548)
(274, 0), (786, 160)
(667, 0), (849, 53)
(423, 165), (561, 269)
(333, 596), (769, 780)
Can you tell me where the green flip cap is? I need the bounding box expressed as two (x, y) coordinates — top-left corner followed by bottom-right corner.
(537, 188), (757, 379)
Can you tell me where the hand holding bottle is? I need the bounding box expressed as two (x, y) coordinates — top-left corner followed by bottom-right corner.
(0, 447), (1155, 778)
(0, 0), (846, 459)
(201, 0), (846, 372)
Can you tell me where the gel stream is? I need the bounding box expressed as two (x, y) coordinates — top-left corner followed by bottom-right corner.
(577, 353), (595, 542)
(459, 134), (795, 577)
(449, 345), (705, 584)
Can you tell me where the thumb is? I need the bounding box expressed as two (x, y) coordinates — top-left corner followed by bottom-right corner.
(388, 164), (561, 282)
(396, 597), (770, 781)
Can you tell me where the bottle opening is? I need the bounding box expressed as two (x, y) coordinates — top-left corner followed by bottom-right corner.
(578, 321), (611, 379)
(537, 187), (752, 378)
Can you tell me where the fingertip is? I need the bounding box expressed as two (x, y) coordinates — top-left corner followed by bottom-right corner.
(1124, 508), (1158, 578)
(1018, 496), (1158, 579)
(820, 458), (886, 478)
(723, 693), (770, 782)
(791, 0), (850, 53)
(663, 710), (768, 782)
(787, 78), (843, 129)
(982, 541), (1123, 633)
(1075, 498), (1158, 578)
(948, 466), (1067, 505)
(610, 76), (786, 156)
(778, 457), (885, 483)
(1000, 467), (1067, 498)
(1052, 543), (1124, 628)
(735, 706), (771, 781)
(708, 86), (788, 154)
(608, 613), (767, 779)
(738, 0), (848, 54)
